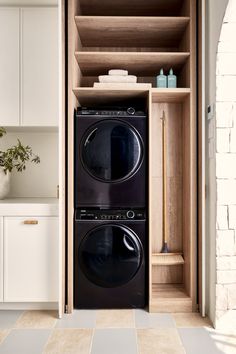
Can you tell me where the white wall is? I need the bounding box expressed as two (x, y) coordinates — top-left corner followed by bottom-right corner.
(0, 0), (57, 5)
(205, 0), (229, 325)
(0, 131), (58, 198)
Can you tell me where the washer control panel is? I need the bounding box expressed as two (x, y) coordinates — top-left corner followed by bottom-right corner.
(76, 209), (146, 221)
(77, 107), (146, 118)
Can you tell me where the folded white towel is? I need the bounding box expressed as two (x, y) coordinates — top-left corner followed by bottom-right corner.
(99, 75), (137, 83)
(94, 83), (152, 89)
(108, 69), (128, 76)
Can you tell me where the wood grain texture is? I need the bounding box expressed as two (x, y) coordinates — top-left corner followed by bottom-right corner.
(152, 89), (190, 103)
(75, 16), (190, 48)
(150, 103), (183, 254)
(67, 0), (81, 313)
(75, 51), (190, 76)
(78, 0), (188, 16)
(150, 284), (192, 313)
(73, 87), (149, 106)
(152, 265), (183, 284)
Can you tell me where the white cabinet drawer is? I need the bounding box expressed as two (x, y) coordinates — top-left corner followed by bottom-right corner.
(4, 217), (58, 302)
(0, 217), (3, 302)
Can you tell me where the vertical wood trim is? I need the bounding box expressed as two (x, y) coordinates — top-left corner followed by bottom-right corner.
(67, 0), (80, 313)
(190, 0), (197, 311)
(67, 0), (75, 314)
(58, 0), (66, 318)
(148, 90), (152, 307)
(198, 0), (206, 317)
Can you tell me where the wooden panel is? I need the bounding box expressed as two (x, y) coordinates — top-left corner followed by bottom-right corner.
(150, 103), (183, 254)
(59, 0), (66, 318)
(198, 0), (205, 316)
(78, 0), (188, 16)
(182, 97), (191, 298)
(75, 17), (190, 48)
(75, 52), (190, 76)
(189, 0), (197, 310)
(152, 265), (183, 284)
(73, 87), (149, 106)
(152, 89), (190, 103)
(0, 8), (20, 126)
(21, 8), (59, 126)
(150, 284), (192, 312)
(66, 0), (81, 313)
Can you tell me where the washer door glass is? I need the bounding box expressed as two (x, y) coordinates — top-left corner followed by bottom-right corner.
(81, 120), (143, 182)
(78, 225), (142, 288)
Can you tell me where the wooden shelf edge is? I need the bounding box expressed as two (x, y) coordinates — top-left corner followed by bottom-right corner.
(75, 51), (190, 56)
(75, 15), (191, 22)
(151, 88), (190, 102)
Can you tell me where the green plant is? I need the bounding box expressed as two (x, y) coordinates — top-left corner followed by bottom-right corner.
(0, 128), (40, 174)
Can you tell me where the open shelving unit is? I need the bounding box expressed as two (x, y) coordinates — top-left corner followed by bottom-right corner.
(66, 0), (197, 313)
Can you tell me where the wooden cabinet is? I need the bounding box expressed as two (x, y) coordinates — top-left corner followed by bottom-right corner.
(21, 8), (59, 126)
(0, 8), (20, 126)
(3, 216), (58, 302)
(0, 217), (3, 302)
(66, 0), (197, 313)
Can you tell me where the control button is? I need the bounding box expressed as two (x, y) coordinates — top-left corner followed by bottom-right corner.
(127, 107), (135, 115)
(126, 210), (135, 219)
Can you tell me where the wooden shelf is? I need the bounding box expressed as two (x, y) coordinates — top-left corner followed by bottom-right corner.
(78, 0), (189, 17)
(152, 88), (190, 102)
(75, 16), (190, 48)
(150, 284), (192, 312)
(73, 87), (191, 105)
(73, 87), (149, 106)
(75, 52), (190, 76)
(152, 253), (185, 266)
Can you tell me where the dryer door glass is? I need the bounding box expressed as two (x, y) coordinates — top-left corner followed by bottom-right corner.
(81, 120), (143, 182)
(78, 225), (142, 288)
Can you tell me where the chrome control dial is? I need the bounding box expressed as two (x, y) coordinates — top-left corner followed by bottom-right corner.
(126, 210), (135, 219)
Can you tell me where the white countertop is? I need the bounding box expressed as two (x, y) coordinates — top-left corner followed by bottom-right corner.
(0, 198), (59, 216)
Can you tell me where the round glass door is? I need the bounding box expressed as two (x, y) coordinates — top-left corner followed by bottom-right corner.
(81, 120), (143, 182)
(78, 225), (142, 288)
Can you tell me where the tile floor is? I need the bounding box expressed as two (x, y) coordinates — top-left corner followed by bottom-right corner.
(0, 309), (235, 354)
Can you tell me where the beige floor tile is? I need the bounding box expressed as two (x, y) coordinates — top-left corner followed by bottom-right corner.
(137, 328), (186, 354)
(43, 329), (93, 354)
(173, 313), (212, 328)
(96, 310), (135, 328)
(0, 329), (10, 344)
(15, 311), (57, 329)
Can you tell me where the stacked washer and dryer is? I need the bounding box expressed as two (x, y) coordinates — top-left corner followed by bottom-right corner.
(74, 106), (147, 308)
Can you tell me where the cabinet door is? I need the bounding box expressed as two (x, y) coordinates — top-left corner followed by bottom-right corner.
(21, 8), (58, 126)
(0, 8), (20, 126)
(0, 217), (3, 302)
(4, 217), (58, 302)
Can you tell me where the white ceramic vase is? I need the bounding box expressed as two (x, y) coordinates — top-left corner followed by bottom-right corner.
(0, 167), (10, 199)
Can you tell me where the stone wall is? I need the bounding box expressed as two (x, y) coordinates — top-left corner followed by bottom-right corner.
(215, 0), (236, 329)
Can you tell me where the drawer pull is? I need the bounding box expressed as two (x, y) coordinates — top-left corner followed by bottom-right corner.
(23, 220), (38, 225)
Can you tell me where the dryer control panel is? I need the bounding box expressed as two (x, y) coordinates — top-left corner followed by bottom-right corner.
(75, 209), (146, 221)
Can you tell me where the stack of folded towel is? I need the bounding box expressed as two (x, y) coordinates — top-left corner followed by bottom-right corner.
(97, 69), (137, 84)
(93, 69), (152, 88)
